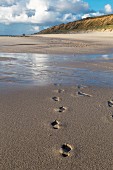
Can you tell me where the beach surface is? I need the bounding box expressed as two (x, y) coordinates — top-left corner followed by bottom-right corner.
(0, 32), (113, 54)
(0, 32), (113, 169)
(0, 85), (113, 170)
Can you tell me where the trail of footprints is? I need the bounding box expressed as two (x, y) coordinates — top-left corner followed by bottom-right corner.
(51, 87), (73, 157)
(50, 85), (113, 158)
(50, 86), (93, 157)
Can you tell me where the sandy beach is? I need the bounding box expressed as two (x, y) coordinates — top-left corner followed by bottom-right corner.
(0, 32), (113, 170)
(0, 85), (113, 170)
(0, 32), (113, 54)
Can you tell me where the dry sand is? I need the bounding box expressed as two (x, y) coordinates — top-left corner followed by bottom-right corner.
(0, 85), (113, 170)
(0, 32), (113, 169)
(0, 32), (113, 54)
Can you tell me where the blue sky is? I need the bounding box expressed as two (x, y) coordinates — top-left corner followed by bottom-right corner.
(87, 0), (113, 9)
(0, 0), (113, 35)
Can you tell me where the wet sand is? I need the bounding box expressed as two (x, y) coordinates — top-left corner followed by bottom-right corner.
(0, 85), (113, 170)
(0, 32), (113, 169)
(0, 32), (113, 54)
(58, 59), (113, 72)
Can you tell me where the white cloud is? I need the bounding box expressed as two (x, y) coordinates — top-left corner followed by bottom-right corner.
(82, 12), (104, 19)
(52, 0), (89, 13)
(0, 0), (15, 6)
(82, 13), (90, 19)
(0, 0), (90, 25)
(105, 4), (112, 13)
(62, 13), (77, 22)
(33, 26), (40, 31)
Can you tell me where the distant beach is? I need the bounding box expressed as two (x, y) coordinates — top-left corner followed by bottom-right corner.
(0, 32), (113, 54)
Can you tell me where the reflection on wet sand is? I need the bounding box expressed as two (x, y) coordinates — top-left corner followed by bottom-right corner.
(0, 53), (113, 87)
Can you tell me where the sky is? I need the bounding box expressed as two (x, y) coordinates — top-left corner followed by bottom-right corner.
(0, 0), (113, 35)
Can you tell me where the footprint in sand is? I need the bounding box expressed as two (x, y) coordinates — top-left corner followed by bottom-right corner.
(52, 97), (61, 101)
(55, 106), (67, 113)
(77, 91), (92, 97)
(58, 106), (66, 113)
(108, 100), (113, 107)
(58, 89), (64, 93)
(51, 120), (60, 129)
(60, 144), (73, 157)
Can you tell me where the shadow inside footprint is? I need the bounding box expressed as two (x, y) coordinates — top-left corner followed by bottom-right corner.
(77, 91), (91, 97)
(108, 100), (113, 107)
(58, 89), (64, 93)
(51, 120), (60, 129)
(58, 106), (66, 113)
(52, 97), (61, 101)
(60, 144), (73, 157)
